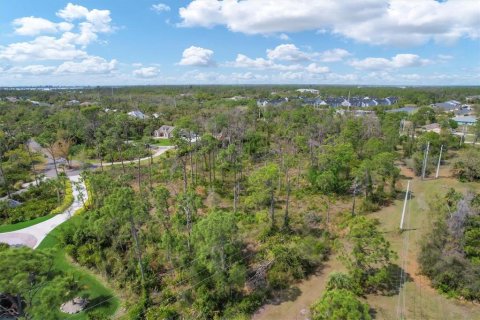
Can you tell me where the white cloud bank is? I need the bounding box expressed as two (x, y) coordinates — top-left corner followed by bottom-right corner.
(349, 54), (430, 71)
(0, 3), (117, 78)
(13, 17), (73, 36)
(179, 46), (215, 66)
(179, 0), (480, 46)
(133, 66), (160, 78)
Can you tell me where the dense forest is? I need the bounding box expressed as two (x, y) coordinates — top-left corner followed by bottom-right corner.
(0, 85), (479, 319)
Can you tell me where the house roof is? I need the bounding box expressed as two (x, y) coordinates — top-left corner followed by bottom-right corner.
(157, 125), (175, 132)
(128, 110), (147, 119)
(434, 100), (461, 111)
(386, 107), (417, 114)
(452, 116), (477, 123)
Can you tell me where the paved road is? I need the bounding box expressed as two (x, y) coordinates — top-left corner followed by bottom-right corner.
(91, 146), (174, 167)
(0, 143), (174, 249)
(0, 175), (87, 249)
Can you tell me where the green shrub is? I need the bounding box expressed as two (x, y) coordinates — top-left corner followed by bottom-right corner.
(310, 289), (371, 320)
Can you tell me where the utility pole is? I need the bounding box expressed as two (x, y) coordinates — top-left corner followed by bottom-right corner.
(399, 180), (410, 230)
(421, 141), (430, 180)
(435, 145), (444, 179)
(351, 178), (358, 216)
(130, 216), (145, 284)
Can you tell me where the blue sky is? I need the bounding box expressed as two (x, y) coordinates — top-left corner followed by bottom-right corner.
(0, 0), (479, 86)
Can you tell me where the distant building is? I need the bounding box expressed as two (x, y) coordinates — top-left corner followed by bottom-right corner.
(432, 100), (461, 112)
(466, 95), (480, 102)
(66, 99), (80, 106)
(452, 116), (477, 126)
(5, 96), (19, 103)
(227, 96), (246, 101)
(386, 107), (417, 114)
(296, 88), (319, 94)
(256, 97), (288, 107)
(128, 110), (147, 119)
(154, 125), (175, 139)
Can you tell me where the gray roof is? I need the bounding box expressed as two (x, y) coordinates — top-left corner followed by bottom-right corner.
(386, 107), (417, 114)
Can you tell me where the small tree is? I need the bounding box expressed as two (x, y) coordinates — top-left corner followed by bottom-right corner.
(340, 216), (396, 294)
(246, 163), (280, 229)
(310, 289), (371, 320)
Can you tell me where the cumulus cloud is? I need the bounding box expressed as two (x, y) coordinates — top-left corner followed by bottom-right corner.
(305, 63), (329, 74)
(266, 44), (310, 62)
(179, 0), (480, 46)
(8, 65), (57, 75)
(228, 44), (331, 74)
(0, 35), (88, 61)
(349, 54), (430, 70)
(55, 56), (117, 74)
(133, 66), (160, 78)
(13, 17), (73, 36)
(179, 46), (215, 66)
(317, 48), (351, 62)
(152, 3), (171, 13)
(231, 72), (269, 81)
(0, 1), (120, 84)
(56, 3), (113, 45)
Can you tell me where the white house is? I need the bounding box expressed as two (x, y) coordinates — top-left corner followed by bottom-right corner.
(296, 88), (319, 94)
(128, 110), (147, 119)
(154, 125), (175, 139)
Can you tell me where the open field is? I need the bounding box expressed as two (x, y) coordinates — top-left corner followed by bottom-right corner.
(252, 163), (480, 320)
(367, 165), (480, 320)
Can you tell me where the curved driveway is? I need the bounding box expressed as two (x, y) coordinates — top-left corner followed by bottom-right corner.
(0, 144), (173, 249)
(0, 175), (87, 249)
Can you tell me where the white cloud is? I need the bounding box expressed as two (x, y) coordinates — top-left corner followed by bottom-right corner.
(306, 63), (329, 74)
(179, 0), (480, 46)
(178, 46), (215, 66)
(349, 54), (430, 70)
(152, 3), (171, 13)
(317, 48), (351, 62)
(13, 17), (73, 36)
(56, 56), (117, 74)
(266, 44), (309, 62)
(231, 54), (274, 69)
(8, 65), (56, 75)
(279, 33), (290, 40)
(0, 35), (88, 61)
(231, 72), (268, 81)
(56, 3), (113, 46)
(133, 66), (160, 78)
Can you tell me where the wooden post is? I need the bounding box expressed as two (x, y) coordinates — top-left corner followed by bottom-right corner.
(399, 181), (410, 230)
(435, 145), (443, 179)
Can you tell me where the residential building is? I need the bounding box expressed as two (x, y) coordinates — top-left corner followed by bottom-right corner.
(128, 110), (147, 119)
(452, 116), (477, 126)
(154, 125), (175, 139)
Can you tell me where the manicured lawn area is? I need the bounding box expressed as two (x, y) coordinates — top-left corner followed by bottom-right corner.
(0, 179), (73, 233)
(152, 138), (173, 146)
(0, 213), (55, 233)
(37, 214), (120, 319)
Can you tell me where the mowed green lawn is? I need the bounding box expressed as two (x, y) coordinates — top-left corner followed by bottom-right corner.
(37, 214), (120, 319)
(367, 165), (480, 320)
(0, 213), (55, 233)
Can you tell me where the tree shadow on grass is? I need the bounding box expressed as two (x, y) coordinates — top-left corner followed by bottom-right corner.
(84, 294), (114, 312)
(374, 264), (413, 297)
(267, 286), (302, 305)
